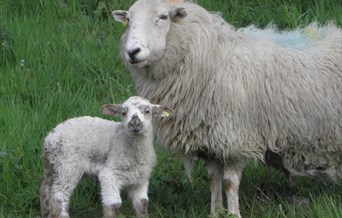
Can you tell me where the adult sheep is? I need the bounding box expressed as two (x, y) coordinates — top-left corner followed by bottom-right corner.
(112, 0), (342, 217)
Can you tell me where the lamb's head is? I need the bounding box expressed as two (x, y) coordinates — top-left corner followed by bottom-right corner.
(112, 0), (187, 68)
(101, 96), (174, 134)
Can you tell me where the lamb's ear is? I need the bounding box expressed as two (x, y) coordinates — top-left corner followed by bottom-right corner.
(101, 104), (122, 116)
(112, 10), (129, 24)
(152, 105), (174, 118)
(170, 7), (187, 22)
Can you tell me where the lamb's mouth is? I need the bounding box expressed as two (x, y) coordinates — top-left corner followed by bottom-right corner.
(129, 126), (143, 133)
(130, 129), (142, 134)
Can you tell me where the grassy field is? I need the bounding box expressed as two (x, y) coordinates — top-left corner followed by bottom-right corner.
(0, 0), (341, 217)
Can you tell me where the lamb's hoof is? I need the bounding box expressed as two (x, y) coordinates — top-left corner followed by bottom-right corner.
(103, 203), (121, 218)
(135, 198), (149, 218)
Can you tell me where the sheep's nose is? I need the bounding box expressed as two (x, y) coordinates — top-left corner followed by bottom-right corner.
(128, 116), (142, 132)
(127, 47), (141, 59)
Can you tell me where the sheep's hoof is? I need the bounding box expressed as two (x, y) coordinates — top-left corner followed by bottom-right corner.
(135, 199), (149, 218)
(103, 204), (120, 218)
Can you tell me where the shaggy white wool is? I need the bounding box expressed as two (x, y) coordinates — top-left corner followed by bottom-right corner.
(116, 0), (341, 180)
(113, 0), (342, 216)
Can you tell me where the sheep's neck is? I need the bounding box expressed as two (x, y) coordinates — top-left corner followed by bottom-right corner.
(120, 130), (155, 162)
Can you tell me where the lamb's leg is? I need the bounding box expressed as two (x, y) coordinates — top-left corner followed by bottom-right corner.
(49, 168), (83, 218)
(103, 204), (121, 218)
(40, 163), (53, 218)
(206, 159), (223, 215)
(127, 182), (149, 218)
(99, 170), (122, 218)
(223, 159), (247, 218)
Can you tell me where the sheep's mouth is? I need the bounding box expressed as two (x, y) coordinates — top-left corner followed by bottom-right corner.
(129, 58), (142, 64)
(130, 130), (142, 135)
(128, 58), (148, 67)
(129, 128), (143, 133)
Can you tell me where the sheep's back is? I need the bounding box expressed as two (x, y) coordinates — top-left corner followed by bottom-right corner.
(43, 116), (118, 163)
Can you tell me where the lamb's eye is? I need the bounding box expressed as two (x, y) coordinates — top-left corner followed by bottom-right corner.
(145, 109), (151, 114)
(159, 14), (168, 20)
(121, 111), (127, 116)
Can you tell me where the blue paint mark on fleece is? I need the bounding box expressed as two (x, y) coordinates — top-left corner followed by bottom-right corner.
(240, 25), (322, 49)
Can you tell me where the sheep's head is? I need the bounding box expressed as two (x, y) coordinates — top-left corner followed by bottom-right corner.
(113, 0), (187, 68)
(101, 96), (174, 134)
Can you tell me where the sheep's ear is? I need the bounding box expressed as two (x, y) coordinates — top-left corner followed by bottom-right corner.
(170, 7), (187, 22)
(152, 105), (174, 118)
(101, 104), (122, 116)
(112, 10), (129, 24)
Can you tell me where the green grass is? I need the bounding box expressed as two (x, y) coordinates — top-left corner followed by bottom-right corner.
(0, 0), (341, 217)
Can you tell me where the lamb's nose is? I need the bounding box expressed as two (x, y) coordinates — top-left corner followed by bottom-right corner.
(127, 47), (141, 59)
(128, 116), (142, 131)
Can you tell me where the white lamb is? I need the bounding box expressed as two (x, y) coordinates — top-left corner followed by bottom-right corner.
(40, 96), (174, 218)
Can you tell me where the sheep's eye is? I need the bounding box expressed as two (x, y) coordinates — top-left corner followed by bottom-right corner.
(121, 111), (127, 116)
(145, 109), (151, 114)
(159, 14), (168, 20)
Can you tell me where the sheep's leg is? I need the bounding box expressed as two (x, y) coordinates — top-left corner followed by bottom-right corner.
(223, 159), (246, 218)
(99, 170), (122, 218)
(103, 204), (121, 218)
(206, 159), (223, 215)
(49, 167), (83, 218)
(40, 163), (53, 218)
(127, 182), (149, 218)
